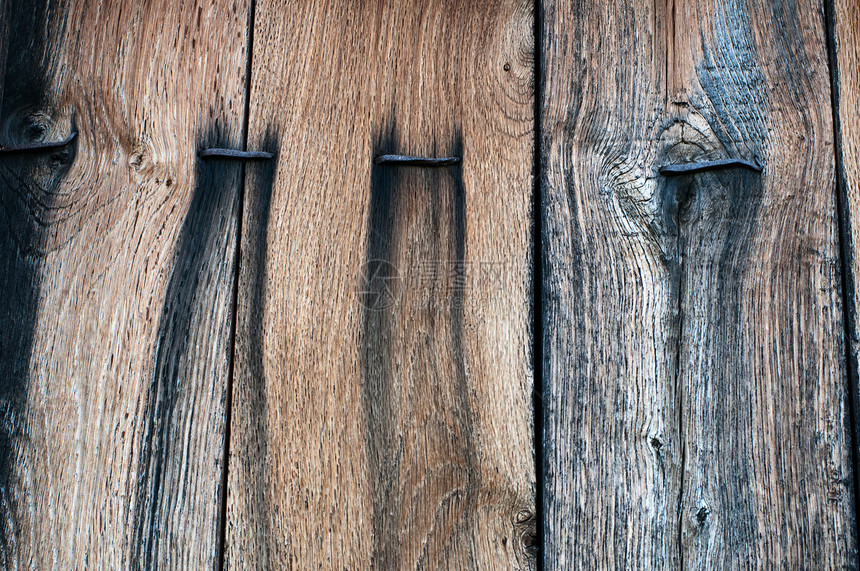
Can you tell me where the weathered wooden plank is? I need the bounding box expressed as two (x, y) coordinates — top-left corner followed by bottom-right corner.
(830, 0), (860, 532)
(541, 0), (856, 568)
(0, 1), (250, 568)
(225, 1), (536, 568)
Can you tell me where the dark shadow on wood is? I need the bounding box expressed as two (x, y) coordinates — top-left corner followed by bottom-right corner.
(363, 120), (400, 566)
(132, 126), (243, 569)
(0, 1), (72, 564)
(221, 128), (278, 569)
(362, 120), (476, 568)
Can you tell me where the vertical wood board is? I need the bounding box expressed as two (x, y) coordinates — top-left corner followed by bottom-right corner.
(541, 0), (857, 568)
(0, 1), (250, 568)
(831, 0), (860, 529)
(226, 1), (536, 569)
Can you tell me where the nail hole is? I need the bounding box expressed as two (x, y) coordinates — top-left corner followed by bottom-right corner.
(503, 62), (511, 72)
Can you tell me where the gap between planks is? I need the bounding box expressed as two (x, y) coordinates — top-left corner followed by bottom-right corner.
(217, 0), (258, 568)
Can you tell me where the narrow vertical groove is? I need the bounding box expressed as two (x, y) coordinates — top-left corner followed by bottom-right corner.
(674, 202), (686, 570)
(663, 4), (687, 567)
(217, 1), (257, 568)
(533, 0), (545, 568)
(824, 0), (860, 550)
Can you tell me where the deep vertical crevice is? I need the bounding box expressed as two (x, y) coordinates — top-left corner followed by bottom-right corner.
(532, 0), (545, 568)
(824, 0), (860, 553)
(674, 190), (686, 571)
(217, 1), (258, 568)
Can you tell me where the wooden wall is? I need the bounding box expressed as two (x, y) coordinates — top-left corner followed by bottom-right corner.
(0, 0), (856, 569)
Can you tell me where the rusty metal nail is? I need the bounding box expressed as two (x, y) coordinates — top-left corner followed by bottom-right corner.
(0, 131), (77, 154)
(374, 154), (460, 166)
(659, 157), (762, 176)
(198, 148), (274, 160)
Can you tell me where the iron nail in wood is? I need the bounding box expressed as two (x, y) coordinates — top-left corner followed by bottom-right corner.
(0, 131), (77, 154)
(198, 148), (275, 160)
(658, 157), (762, 176)
(374, 154), (461, 166)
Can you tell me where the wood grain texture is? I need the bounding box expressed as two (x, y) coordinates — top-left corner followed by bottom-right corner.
(831, 0), (860, 531)
(225, 1), (536, 569)
(541, 0), (857, 568)
(0, 1), (250, 568)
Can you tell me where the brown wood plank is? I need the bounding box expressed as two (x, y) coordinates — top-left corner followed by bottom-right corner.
(225, 1), (536, 568)
(541, 0), (857, 568)
(0, 1), (250, 568)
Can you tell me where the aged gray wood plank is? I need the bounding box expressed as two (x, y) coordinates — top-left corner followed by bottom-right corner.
(0, 1), (250, 568)
(541, 0), (857, 568)
(830, 0), (860, 540)
(225, 1), (536, 568)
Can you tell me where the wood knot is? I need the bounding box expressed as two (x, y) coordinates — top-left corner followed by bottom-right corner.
(521, 529), (537, 551)
(128, 144), (149, 172)
(127, 138), (168, 182)
(1, 109), (64, 149)
(657, 112), (727, 168)
(511, 507), (537, 558)
(694, 501), (711, 525)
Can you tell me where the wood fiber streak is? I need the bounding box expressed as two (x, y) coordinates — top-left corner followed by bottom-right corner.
(542, 0), (857, 568)
(0, 1), (250, 568)
(225, 1), (535, 569)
